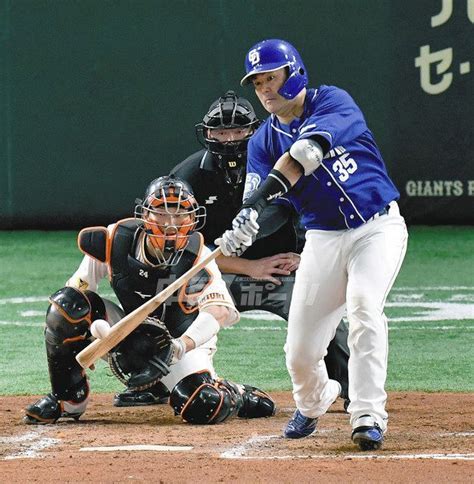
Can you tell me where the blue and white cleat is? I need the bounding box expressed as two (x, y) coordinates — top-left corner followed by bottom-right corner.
(351, 414), (384, 450)
(283, 410), (318, 439)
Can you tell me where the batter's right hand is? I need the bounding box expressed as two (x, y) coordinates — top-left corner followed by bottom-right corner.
(215, 208), (260, 257)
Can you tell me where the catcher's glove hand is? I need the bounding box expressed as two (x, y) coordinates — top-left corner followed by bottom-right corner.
(108, 318), (185, 391)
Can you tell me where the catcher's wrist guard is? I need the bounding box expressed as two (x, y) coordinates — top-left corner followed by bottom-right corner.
(170, 338), (186, 364)
(182, 311), (220, 348)
(108, 317), (176, 391)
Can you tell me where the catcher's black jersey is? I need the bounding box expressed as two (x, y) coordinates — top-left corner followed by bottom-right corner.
(171, 150), (298, 258)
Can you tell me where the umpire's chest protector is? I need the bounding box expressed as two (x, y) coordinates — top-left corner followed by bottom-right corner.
(107, 220), (208, 332)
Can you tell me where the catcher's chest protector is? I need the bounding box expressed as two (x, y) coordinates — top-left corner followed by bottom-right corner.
(109, 220), (209, 334)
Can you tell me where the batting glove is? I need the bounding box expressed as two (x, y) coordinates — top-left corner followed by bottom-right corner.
(232, 208), (260, 236)
(215, 208), (260, 257)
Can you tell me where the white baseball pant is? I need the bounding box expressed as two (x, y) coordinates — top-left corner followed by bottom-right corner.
(285, 202), (408, 431)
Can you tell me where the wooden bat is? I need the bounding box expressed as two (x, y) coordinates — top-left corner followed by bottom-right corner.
(75, 247), (222, 369)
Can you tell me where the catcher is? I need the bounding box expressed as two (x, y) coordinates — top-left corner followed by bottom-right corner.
(24, 176), (275, 425)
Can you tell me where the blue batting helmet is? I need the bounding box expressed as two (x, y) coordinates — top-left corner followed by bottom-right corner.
(240, 39), (308, 100)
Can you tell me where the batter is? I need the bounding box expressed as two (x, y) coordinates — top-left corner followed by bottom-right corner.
(217, 39), (408, 450)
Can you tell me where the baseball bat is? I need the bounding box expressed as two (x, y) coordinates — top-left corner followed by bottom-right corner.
(75, 247), (222, 369)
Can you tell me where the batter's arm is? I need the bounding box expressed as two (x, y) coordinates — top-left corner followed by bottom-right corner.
(242, 152), (302, 215)
(274, 151), (304, 185)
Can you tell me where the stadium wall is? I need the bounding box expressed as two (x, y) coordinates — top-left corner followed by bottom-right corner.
(0, 0), (472, 228)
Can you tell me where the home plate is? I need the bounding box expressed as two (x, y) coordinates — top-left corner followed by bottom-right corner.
(80, 445), (193, 452)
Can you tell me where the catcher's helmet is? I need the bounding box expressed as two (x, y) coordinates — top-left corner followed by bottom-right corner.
(240, 39), (308, 100)
(135, 176), (206, 266)
(196, 90), (259, 188)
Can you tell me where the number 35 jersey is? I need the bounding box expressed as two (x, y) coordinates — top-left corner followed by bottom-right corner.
(246, 85), (400, 230)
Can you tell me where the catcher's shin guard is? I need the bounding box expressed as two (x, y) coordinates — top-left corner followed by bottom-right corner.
(237, 385), (276, 418)
(170, 371), (243, 424)
(45, 287), (105, 400)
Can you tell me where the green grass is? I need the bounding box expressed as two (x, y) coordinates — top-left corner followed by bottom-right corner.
(0, 226), (473, 396)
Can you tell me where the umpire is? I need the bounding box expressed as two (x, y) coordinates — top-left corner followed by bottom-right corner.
(171, 91), (350, 405)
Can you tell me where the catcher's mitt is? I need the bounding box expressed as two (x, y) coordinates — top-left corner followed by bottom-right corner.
(108, 318), (175, 391)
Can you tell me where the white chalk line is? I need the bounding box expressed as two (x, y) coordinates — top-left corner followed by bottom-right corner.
(228, 325), (474, 331)
(20, 310), (44, 317)
(1, 321), (473, 332)
(0, 293), (117, 305)
(1, 290), (472, 327)
(0, 321), (43, 327)
(440, 432), (474, 437)
(221, 452), (474, 461)
(220, 434), (474, 461)
(0, 287), (472, 306)
(1, 428), (60, 460)
(1, 320), (473, 331)
(80, 444), (193, 452)
(2, 429), (472, 460)
(1, 287), (472, 301)
(220, 435), (277, 459)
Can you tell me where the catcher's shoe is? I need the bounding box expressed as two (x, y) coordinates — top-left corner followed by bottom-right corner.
(283, 410), (318, 439)
(351, 414), (384, 450)
(114, 382), (170, 407)
(237, 385), (275, 418)
(23, 393), (88, 424)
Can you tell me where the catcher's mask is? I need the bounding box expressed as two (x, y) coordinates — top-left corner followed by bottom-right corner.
(195, 90), (260, 188)
(135, 176), (206, 266)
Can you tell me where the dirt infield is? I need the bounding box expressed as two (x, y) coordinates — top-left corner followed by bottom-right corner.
(1, 392), (473, 483)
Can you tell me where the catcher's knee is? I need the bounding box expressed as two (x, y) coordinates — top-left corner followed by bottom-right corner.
(46, 287), (106, 342)
(170, 371), (242, 425)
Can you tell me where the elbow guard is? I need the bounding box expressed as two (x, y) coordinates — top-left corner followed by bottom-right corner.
(289, 139), (324, 176)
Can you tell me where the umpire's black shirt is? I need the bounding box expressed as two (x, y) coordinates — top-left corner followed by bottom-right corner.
(171, 150), (297, 259)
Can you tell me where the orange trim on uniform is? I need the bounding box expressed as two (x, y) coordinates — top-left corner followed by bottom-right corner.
(49, 286), (92, 324)
(63, 335), (87, 344)
(147, 191), (194, 210)
(77, 226), (109, 264)
(180, 383), (207, 417)
(107, 218), (135, 281)
(179, 369), (213, 418)
(178, 233), (214, 314)
(24, 411), (56, 423)
(207, 384), (225, 423)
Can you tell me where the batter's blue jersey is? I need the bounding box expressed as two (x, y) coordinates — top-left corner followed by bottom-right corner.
(245, 86), (400, 230)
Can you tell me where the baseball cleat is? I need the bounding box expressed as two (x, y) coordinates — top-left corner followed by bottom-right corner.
(113, 382), (170, 407)
(283, 410), (318, 439)
(24, 393), (87, 424)
(351, 414), (384, 450)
